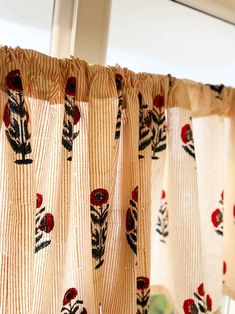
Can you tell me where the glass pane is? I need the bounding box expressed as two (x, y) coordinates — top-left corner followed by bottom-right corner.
(0, 0), (54, 54)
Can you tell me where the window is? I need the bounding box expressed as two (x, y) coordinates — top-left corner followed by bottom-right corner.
(0, 0), (54, 54)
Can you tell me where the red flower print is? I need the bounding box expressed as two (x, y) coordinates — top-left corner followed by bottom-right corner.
(63, 288), (78, 306)
(26, 111), (29, 123)
(181, 124), (193, 144)
(126, 208), (135, 232)
(3, 103), (10, 127)
(90, 188), (109, 206)
(36, 193), (43, 208)
(206, 294), (212, 311)
(137, 276), (150, 313)
(211, 208), (223, 227)
(132, 186), (138, 203)
(211, 192), (224, 236)
(65, 77), (76, 96)
(221, 191), (224, 201)
(153, 95), (164, 109)
(6, 69), (23, 92)
(161, 190), (166, 199)
(90, 188), (110, 268)
(223, 261), (227, 275)
(184, 284), (212, 313)
(151, 94), (167, 160)
(115, 73), (123, 90)
(3, 102), (29, 128)
(4, 70), (33, 165)
(35, 196), (54, 253)
(181, 120), (195, 159)
(183, 299), (198, 314)
(233, 205), (235, 219)
(61, 288), (86, 313)
(39, 213), (54, 233)
(137, 276), (149, 290)
(197, 283), (205, 297)
(73, 105), (80, 125)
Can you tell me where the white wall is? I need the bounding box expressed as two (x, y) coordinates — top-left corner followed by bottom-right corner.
(0, 0), (54, 54)
(106, 0), (235, 86)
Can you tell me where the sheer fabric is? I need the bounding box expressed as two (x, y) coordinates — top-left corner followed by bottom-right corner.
(0, 47), (234, 314)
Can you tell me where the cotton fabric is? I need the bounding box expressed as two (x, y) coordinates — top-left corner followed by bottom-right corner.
(0, 47), (234, 314)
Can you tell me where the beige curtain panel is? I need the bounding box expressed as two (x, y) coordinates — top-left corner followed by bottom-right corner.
(0, 47), (234, 314)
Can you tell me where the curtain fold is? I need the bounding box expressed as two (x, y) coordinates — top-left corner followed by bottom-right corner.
(0, 46), (234, 314)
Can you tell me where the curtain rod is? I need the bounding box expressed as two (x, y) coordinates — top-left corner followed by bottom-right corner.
(170, 0), (235, 26)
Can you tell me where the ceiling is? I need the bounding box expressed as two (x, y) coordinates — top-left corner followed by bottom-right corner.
(175, 0), (235, 25)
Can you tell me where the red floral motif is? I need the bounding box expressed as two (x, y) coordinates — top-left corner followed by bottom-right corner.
(233, 205), (235, 220)
(126, 208), (135, 232)
(181, 124), (193, 144)
(137, 276), (150, 313)
(181, 120), (195, 159)
(183, 299), (198, 314)
(65, 77), (76, 96)
(3, 103), (10, 127)
(161, 190), (166, 199)
(35, 194), (54, 253)
(197, 283), (205, 297)
(3, 100), (29, 128)
(63, 288), (78, 306)
(137, 276), (149, 290)
(223, 261), (227, 275)
(183, 283), (212, 313)
(211, 208), (223, 228)
(38, 213), (54, 233)
(73, 106), (80, 125)
(61, 288), (86, 313)
(153, 95), (164, 109)
(90, 188), (110, 269)
(6, 69), (23, 92)
(62, 77), (80, 161)
(132, 186), (138, 203)
(206, 295), (212, 311)
(115, 73), (123, 90)
(4, 70), (32, 165)
(151, 95), (167, 160)
(221, 191), (224, 201)
(90, 188), (109, 206)
(223, 261), (227, 284)
(36, 193), (43, 208)
(211, 192), (224, 235)
(26, 111), (29, 123)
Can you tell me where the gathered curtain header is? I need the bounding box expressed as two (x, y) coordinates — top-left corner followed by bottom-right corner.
(0, 45), (235, 314)
(0, 46), (234, 117)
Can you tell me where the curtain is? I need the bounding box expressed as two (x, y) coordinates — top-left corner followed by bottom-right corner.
(0, 47), (234, 314)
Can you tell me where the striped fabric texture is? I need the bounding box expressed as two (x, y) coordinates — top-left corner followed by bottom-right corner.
(0, 47), (234, 314)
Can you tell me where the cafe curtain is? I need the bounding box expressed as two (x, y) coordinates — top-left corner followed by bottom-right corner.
(0, 47), (234, 314)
